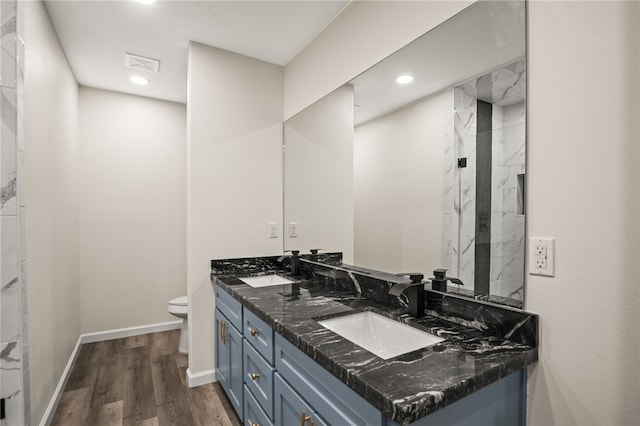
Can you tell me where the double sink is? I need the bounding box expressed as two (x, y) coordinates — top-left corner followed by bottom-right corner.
(239, 274), (444, 360)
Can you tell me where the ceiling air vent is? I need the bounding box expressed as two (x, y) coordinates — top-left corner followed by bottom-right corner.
(124, 53), (160, 74)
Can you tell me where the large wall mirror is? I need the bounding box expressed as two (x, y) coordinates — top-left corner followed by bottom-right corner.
(284, 0), (526, 308)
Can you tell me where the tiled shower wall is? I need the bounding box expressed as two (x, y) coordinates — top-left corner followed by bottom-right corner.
(442, 87), (477, 293)
(490, 102), (525, 300)
(1, 0), (28, 424)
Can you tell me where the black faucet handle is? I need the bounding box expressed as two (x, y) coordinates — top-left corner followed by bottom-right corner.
(395, 272), (424, 283)
(433, 268), (448, 279)
(409, 273), (424, 283)
(309, 248), (324, 255)
(284, 250), (300, 256)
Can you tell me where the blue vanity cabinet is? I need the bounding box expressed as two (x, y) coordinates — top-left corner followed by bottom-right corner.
(215, 287), (244, 420)
(244, 384), (274, 426)
(243, 307), (274, 362)
(243, 340), (275, 419)
(215, 310), (243, 419)
(275, 334), (384, 426)
(383, 370), (526, 426)
(242, 307), (276, 422)
(214, 283), (528, 426)
(274, 374), (329, 426)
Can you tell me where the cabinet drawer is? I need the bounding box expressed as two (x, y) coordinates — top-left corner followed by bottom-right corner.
(275, 334), (382, 426)
(243, 340), (275, 420)
(243, 308), (274, 363)
(274, 373), (328, 426)
(215, 285), (243, 331)
(244, 385), (273, 426)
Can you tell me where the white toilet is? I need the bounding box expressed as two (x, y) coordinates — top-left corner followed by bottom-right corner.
(168, 296), (188, 354)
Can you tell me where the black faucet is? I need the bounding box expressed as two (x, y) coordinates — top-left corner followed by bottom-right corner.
(430, 269), (464, 293)
(389, 273), (425, 318)
(309, 248), (323, 262)
(278, 250), (301, 276)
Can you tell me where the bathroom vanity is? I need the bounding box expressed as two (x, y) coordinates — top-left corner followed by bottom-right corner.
(210, 255), (538, 426)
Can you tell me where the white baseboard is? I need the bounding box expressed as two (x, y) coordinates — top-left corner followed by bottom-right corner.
(186, 368), (216, 388)
(81, 320), (182, 343)
(39, 336), (82, 426)
(40, 320), (183, 426)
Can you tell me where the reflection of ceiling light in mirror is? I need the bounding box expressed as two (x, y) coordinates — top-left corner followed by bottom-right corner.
(396, 75), (414, 85)
(130, 75), (149, 85)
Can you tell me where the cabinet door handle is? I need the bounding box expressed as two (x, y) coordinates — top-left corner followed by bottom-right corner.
(251, 423), (260, 426)
(221, 321), (229, 344)
(250, 372), (260, 381)
(300, 411), (314, 426)
(250, 328), (259, 337)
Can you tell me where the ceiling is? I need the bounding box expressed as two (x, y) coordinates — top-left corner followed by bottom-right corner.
(44, 0), (350, 104)
(350, 0), (525, 125)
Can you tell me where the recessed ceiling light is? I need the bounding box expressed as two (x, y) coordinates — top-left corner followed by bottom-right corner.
(130, 75), (149, 85)
(134, 0), (157, 4)
(396, 75), (414, 85)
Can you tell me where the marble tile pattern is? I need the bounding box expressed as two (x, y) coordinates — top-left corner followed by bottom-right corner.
(458, 59), (525, 108)
(0, 0), (26, 424)
(210, 252), (343, 276)
(442, 87), (477, 292)
(490, 101), (526, 302)
(211, 257), (538, 425)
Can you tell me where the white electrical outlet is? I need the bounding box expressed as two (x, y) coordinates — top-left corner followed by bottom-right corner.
(268, 222), (278, 238)
(288, 222), (298, 238)
(529, 237), (555, 277)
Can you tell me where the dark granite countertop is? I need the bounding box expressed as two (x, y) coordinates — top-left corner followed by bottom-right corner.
(211, 256), (538, 425)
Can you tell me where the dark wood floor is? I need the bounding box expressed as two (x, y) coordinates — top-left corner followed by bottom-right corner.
(51, 329), (242, 426)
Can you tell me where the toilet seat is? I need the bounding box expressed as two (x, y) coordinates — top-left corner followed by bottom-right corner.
(168, 295), (188, 317)
(168, 295), (189, 354)
(169, 295), (188, 306)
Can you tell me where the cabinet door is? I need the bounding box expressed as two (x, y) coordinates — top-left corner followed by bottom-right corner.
(274, 374), (328, 426)
(215, 309), (230, 391)
(216, 309), (244, 419)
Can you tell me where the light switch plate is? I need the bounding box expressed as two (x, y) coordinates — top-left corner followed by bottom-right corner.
(288, 222), (298, 238)
(268, 222), (278, 238)
(529, 237), (555, 277)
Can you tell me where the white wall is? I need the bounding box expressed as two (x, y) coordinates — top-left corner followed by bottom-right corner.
(526, 2), (640, 425)
(284, 0), (474, 119)
(284, 85), (354, 261)
(77, 87), (186, 333)
(187, 42), (283, 374)
(24, 1), (79, 423)
(354, 91), (446, 275)
(287, 1), (640, 424)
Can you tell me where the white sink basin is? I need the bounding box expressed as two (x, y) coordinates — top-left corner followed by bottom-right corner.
(318, 311), (444, 360)
(239, 274), (295, 288)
